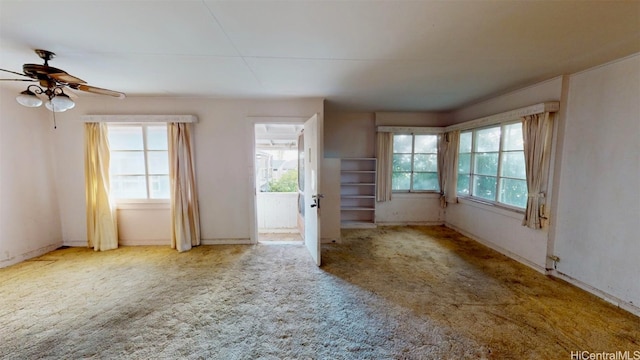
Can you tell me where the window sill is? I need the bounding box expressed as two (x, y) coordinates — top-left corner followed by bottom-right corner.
(391, 192), (441, 199)
(115, 200), (170, 210)
(456, 196), (524, 219)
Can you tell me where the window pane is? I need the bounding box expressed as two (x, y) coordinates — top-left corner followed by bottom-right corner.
(473, 153), (498, 176)
(457, 174), (470, 195)
(147, 151), (169, 174)
(475, 127), (501, 152)
(459, 132), (472, 153)
(413, 172), (439, 191)
(414, 154), (437, 172)
(499, 178), (527, 208)
(149, 175), (170, 199)
(501, 151), (526, 179)
(110, 151), (145, 175)
(108, 126), (143, 150)
(147, 125), (168, 150)
(393, 135), (413, 153)
(472, 175), (497, 201)
(111, 175), (147, 199)
(414, 135), (437, 153)
(393, 154), (412, 171)
(503, 123), (524, 151)
(392, 172), (411, 190)
(458, 153), (471, 174)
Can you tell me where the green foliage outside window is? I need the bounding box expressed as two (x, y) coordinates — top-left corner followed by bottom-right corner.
(267, 169), (298, 192)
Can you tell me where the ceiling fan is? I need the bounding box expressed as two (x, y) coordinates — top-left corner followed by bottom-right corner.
(0, 49), (125, 112)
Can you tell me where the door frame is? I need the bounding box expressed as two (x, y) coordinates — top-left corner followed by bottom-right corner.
(248, 116), (309, 245)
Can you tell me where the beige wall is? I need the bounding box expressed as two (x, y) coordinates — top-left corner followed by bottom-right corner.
(324, 112), (375, 158)
(324, 110), (448, 225)
(51, 96), (324, 245)
(0, 87), (63, 267)
(552, 54), (640, 312)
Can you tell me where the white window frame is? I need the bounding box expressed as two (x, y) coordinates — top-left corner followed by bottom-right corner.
(457, 121), (527, 212)
(107, 122), (170, 203)
(391, 132), (440, 193)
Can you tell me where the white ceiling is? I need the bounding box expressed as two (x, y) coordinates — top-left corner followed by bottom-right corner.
(1, 1), (638, 112)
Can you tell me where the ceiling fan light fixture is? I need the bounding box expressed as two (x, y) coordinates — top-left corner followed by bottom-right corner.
(50, 93), (75, 111)
(4, 49), (125, 119)
(45, 100), (68, 113)
(16, 89), (43, 108)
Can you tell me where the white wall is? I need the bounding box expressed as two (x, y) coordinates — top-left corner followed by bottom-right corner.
(446, 76), (564, 271)
(450, 77), (564, 124)
(117, 203), (171, 246)
(0, 87), (63, 267)
(376, 193), (444, 225)
(51, 96), (324, 245)
(552, 54), (640, 311)
(375, 112), (451, 127)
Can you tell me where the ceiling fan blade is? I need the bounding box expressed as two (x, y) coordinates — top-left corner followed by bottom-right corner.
(0, 68), (32, 78)
(49, 71), (86, 84)
(0, 78), (37, 82)
(61, 88), (79, 99)
(72, 84), (125, 99)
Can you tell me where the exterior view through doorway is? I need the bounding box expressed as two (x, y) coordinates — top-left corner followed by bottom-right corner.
(254, 123), (303, 244)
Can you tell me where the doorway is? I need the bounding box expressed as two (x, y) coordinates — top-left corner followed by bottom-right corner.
(254, 123), (304, 244)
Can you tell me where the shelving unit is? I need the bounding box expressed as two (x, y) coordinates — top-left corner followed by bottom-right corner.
(340, 158), (376, 228)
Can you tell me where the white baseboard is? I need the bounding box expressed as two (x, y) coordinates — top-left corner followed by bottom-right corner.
(119, 239), (170, 246)
(201, 238), (254, 245)
(65, 240), (169, 247)
(445, 222), (546, 274)
(0, 242), (63, 269)
(551, 270), (640, 317)
(63, 240), (87, 247)
(376, 221), (445, 227)
(322, 237), (340, 244)
(258, 229), (299, 234)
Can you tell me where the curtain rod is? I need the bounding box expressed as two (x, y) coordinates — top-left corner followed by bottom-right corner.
(444, 102), (559, 132)
(81, 115), (198, 123)
(377, 126), (444, 134)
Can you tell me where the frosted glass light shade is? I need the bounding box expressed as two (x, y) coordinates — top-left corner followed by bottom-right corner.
(50, 93), (75, 111)
(16, 90), (43, 107)
(45, 101), (67, 112)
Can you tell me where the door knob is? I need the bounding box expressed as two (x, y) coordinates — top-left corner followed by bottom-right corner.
(310, 194), (324, 208)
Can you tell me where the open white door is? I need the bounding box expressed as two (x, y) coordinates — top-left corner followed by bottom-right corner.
(303, 113), (322, 266)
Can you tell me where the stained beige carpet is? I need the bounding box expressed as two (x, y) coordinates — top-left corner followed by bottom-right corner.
(1, 226), (638, 359)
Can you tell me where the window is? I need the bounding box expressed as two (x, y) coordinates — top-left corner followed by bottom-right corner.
(108, 124), (169, 199)
(392, 134), (439, 192)
(457, 122), (527, 208)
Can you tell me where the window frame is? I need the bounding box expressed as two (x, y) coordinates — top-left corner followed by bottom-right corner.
(391, 132), (440, 193)
(107, 122), (170, 202)
(457, 121), (527, 212)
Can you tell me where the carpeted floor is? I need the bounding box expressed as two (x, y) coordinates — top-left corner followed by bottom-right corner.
(0, 226), (637, 359)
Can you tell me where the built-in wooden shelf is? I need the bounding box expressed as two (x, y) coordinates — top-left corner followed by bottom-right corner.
(340, 158), (376, 229)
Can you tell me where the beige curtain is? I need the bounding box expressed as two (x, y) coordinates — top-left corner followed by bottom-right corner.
(169, 123), (201, 252)
(84, 123), (118, 251)
(522, 112), (554, 229)
(375, 132), (393, 202)
(443, 130), (460, 206)
(437, 133), (448, 208)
